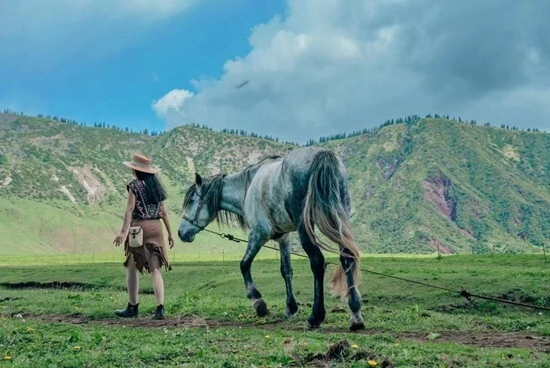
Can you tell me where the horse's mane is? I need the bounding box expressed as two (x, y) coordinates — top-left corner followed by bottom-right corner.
(183, 173), (246, 230)
(183, 155), (283, 231)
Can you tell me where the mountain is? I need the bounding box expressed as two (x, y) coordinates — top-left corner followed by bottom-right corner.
(325, 119), (549, 254)
(0, 112), (548, 255)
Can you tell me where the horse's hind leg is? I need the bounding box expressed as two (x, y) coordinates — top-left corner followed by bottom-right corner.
(339, 189), (365, 330)
(240, 231), (270, 317)
(297, 225), (326, 328)
(277, 234), (298, 318)
(339, 249), (365, 331)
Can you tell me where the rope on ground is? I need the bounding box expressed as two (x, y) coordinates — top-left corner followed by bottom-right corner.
(205, 229), (550, 312)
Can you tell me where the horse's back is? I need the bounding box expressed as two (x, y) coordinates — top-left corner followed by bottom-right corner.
(282, 146), (328, 171)
(282, 146), (346, 189)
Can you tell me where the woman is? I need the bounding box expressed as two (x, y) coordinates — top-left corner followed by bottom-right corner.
(113, 153), (175, 320)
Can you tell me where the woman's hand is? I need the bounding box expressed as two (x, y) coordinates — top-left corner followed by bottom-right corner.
(168, 235), (175, 249)
(113, 231), (126, 247)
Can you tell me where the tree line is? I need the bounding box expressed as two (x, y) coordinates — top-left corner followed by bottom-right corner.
(304, 113), (545, 146)
(1, 109), (164, 136)
(1, 108), (546, 146)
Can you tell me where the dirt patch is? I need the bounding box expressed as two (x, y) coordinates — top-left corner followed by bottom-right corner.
(59, 185), (77, 204)
(0, 281), (95, 290)
(376, 158), (398, 181)
(186, 156), (195, 175)
(500, 288), (547, 306)
(423, 174), (456, 221)
(431, 290), (550, 314)
(298, 339), (394, 367)
(0, 281), (156, 295)
(0, 296), (23, 303)
(1, 175), (12, 187)
(429, 239), (453, 254)
(20, 314), (550, 352)
(70, 166), (106, 204)
(37, 314), (211, 329)
(502, 144), (520, 162)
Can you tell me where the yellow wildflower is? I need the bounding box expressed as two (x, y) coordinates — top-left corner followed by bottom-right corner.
(265, 335), (270, 339)
(27, 327), (34, 332)
(368, 360), (377, 366)
(351, 344), (359, 349)
(4, 354), (12, 361)
(73, 346), (81, 351)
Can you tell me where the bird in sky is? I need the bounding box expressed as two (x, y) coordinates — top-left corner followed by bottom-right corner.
(236, 80), (250, 89)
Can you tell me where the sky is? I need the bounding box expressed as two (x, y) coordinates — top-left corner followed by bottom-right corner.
(1, 0), (549, 144)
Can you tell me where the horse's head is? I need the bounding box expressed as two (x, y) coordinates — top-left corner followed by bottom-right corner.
(178, 173), (219, 242)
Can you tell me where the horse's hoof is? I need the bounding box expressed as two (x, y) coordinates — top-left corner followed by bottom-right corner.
(307, 321), (321, 329)
(284, 308), (298, 320)
(350, 322), (365, 331)
(253, 299), (269, 317)
(307, 315), (322, 329)
(284, 303), (299, 319)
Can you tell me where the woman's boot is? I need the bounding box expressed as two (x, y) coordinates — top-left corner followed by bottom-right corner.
(115, 302), (139, 318)
(153, 304), (165, 320)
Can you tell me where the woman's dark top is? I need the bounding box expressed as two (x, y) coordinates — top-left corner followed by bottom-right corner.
(127, 180), (165, 220)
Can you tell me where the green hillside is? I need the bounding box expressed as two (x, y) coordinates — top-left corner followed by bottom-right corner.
(0, 112), (548, 256)
(326, 119), (549, 254)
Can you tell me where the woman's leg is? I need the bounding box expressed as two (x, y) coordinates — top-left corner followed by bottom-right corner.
(127, 253), (139, 305)
(149, 254), (164, 306)
(115, 253), (140, 317)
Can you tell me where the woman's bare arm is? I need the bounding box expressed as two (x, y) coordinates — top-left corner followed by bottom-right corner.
(113, 192), (136, 246)
(160, 202), (175, 248)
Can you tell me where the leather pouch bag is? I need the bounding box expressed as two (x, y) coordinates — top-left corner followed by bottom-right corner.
(128, 226), (143, 248)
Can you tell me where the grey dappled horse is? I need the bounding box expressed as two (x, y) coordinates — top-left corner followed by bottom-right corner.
(178, 146), (365, 330)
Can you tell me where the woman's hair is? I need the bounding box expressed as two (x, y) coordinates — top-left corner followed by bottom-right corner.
(134, 170), (167, 204)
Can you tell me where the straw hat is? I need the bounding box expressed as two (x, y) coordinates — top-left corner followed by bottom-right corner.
(123, 154), (159, 174)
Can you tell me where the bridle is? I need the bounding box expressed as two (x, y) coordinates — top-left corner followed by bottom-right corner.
(182, 198), (206, 231)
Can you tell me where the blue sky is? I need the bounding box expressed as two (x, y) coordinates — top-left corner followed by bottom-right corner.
(0, 0), (286, 133)
(1, 0), (549, 143)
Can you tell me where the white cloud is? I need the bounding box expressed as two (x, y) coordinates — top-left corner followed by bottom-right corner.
(154, 0), (550, 143)
(152, 89), (195, 124)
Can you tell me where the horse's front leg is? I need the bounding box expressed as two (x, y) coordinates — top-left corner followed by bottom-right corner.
(298, 225), (326, 328)
(277, 234), (298, 319)
(240, 231), (270, 317)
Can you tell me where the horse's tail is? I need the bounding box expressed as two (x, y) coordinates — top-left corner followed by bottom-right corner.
(303, 150), (361, 299)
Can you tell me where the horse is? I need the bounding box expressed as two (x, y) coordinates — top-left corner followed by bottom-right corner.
(178, 146), (365, 330)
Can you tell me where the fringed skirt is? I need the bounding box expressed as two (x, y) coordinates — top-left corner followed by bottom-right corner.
(123, 219), (172, 273)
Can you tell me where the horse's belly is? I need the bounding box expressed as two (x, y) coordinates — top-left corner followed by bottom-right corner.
(245, 163), (295, 233)
(272, 215), (295, 233)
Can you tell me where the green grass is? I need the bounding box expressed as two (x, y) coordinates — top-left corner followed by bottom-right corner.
(0, 196), (269, 259)
(1, 254), (549, 367)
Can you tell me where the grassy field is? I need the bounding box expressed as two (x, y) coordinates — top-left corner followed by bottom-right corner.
(1, 254), (549, 367)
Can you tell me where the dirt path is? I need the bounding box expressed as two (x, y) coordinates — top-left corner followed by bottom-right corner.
(26, 314), (550, 352)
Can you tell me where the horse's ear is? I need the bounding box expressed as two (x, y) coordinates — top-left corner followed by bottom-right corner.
(195, 173), (203, 186)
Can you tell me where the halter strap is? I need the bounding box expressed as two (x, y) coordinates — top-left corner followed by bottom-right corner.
(183, 199), (206, 230)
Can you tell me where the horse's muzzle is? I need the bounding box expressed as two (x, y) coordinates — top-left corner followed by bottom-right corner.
(178, 228), (195, 242)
